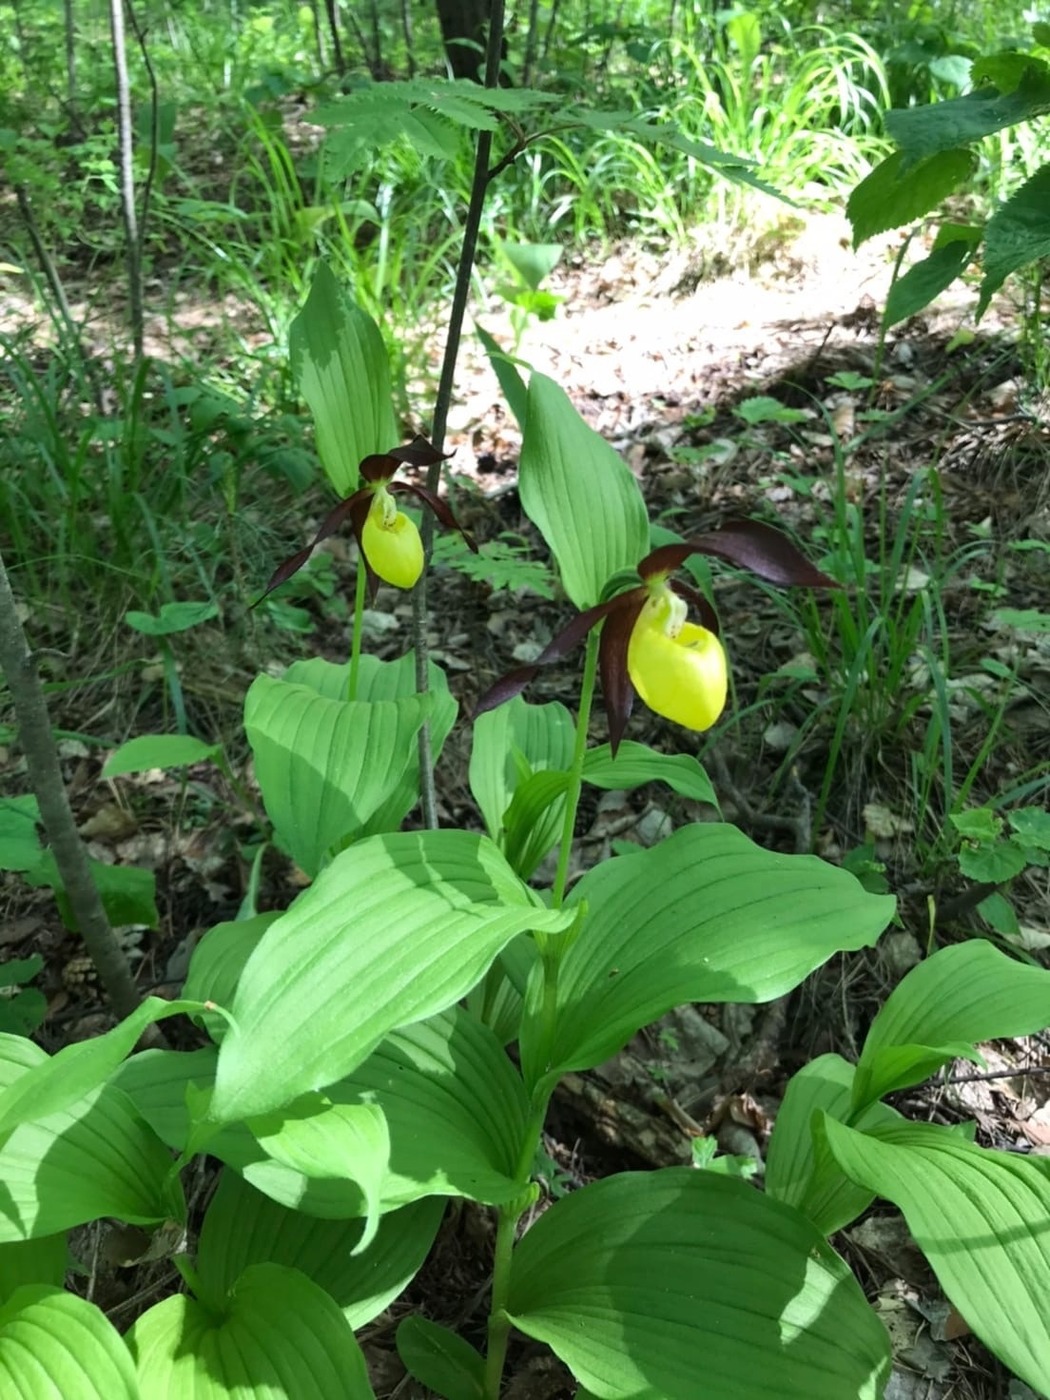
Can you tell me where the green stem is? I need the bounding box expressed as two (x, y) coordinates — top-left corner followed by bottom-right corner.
(347, 562), (367, 701)
(551, 628), (600, 909)
(483, 1199), (520, 1398)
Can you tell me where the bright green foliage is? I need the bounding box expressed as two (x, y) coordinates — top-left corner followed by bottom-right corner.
(0, 1287), (139, 1400)
(507, 1169), (892, 1399)
(397, 1316), (486, 1400)
(102, 734), (223, 778)
(847, 148), (977, 247)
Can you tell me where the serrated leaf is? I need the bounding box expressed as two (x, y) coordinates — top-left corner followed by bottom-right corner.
(126, 1263), (375, 1398)
(823, 1119), (1050, 1397)
(289, 262), (397, 494)
(847, 148), (977, 246)
(978, 163), (1050, 317)
(950, 807), (1003, 841)
(884, 235), (978, 325)
(397, 1316), (485, 1400)
(1009, 808), (1050, 851)
(507, 1169), (891, 1399)
(211, 831), (574, 1122)
(102, 734), (222, 778)
(885, 67), (1050, 159)
(521, 823), (894, 1092)
(853, 941), (1050, 1111)
(519, 373), (649, 609)
(0, 1286), (139, 1399)
(244, 672), (431, 876)
(197, 1168), (442, 1327)
(957, 839), (1028, 882)
(765, 1054), (902, 1235)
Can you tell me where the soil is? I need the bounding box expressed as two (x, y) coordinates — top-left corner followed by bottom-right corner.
(2, 209), (1049, 1399)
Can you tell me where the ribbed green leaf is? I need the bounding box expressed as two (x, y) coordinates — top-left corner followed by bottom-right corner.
(469, 694), (574, 844)
(245, 673), (431, 877)
(127, 1263), (375, 1398)
(197, 1169), (442, 1328)
(823, 1118), (1050, 1397)
(0, 1287), (139, 1399)
(183, 913), (278, 1044)
(853, 941), (1050, 1111)
(519, 373), (649, 609)
(522, 823), (894, 1090)
(212, 831), (574, 1122)
(289, 262), (397, 495)
(507, 1169), (891, 1399)
(765, 1054), (901, 1235)
(0, 1236), (67, 1300)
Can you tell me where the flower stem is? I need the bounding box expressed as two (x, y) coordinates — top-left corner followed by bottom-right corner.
(347, 561), (367, 701)
(551, 627), (599, 909)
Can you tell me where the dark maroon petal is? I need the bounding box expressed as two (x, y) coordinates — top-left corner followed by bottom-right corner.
(637, 543), (695, 580)
(474, 664), (542, 716)
(669, 579), (720, 636)
(360, 453), (399, 483)
(255, 492), (368, 604)
(393, 482), (479, 554)
(599, 597), (645, 756)
(687, 519), (838, 588)
(387, 434), (452, 469)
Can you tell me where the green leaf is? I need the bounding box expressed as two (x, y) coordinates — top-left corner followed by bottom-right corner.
(342, 1007), (529, 1208)
(0, 956), (42, 990)
(501, 241), (562, 291)
(522, 823), (893, 1091)
(124, 600), (218, 636)
(853, 941), (1050, 1111)
(507, 1168), (891, 1399)
(25, 852), (159, 932)
(289, 262), (398, 495)
(469, 694), (575, 844)
(474, 322), (529, 430)
(519, 373), (649, 609)
(250, 1098), (389, 1252)
(823, 1118), (1050, 1397)
(583, 742), (718, 807)
(284, 654), (457, 836)
(885, 67), (1050, 159)
(978, 163), (1050, 317)
(765, 1054), (902, 1235)
(884, 235), (979, 326)
(1009, 808), (1050, 851)
(397, 1315), (485, 1400)
(0, 1235), (67, 1299)
(244, 672), (431, 876)
(0, 1287), (139, 1399)
(126, 1263), (375, 1398)
(183, 913), (279, 1044)
(847, 148), (978, 246)
(733, 396), (809, 425)
(972, 51), (1049, 96)
(0, 797), (41, 872)
(102, 734), (222, 778)
(957, 839), (1028, 882)
(950, 807), (1003, 841)
(978, 891), (1021, 936)
(990, 606), (1050, 631)
(212, 831), (574, 1122)
(196, 1168), (442, 1327)
(0, 1038), (182, 1242)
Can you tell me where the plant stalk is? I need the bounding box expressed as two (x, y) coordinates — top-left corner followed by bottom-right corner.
(348, 559), (367, 700)
(411, 0), (507, 829)
(108, 0), (145, 361)
(552, 628), (600, 908)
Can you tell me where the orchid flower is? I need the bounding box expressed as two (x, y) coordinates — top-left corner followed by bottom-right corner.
(258, 435), (476, 600)
(475, 520), (836, 753)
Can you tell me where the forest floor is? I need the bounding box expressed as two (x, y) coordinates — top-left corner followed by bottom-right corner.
(3, 209), (1050, 1398)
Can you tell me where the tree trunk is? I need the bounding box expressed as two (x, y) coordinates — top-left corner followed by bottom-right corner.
(434, 0), (491, 81)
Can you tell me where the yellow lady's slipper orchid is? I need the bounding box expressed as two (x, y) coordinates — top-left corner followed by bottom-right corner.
(258, 435), (475, 604)
(476, 520), (836, 755)
(627, 589), (727, 732)
(362, 487), (425, 589)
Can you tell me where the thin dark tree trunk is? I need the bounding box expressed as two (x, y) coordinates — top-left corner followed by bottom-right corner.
(522, 0), (540, 84)
(0, 549), (143, 1021)
(63, 0), (77, 107)
(434, 0), (492, 81)
(323, 0), (345, 75)
(540, 0), (560, 70)
(401, 0), (415, 76)
(369, 0), (384, 75)
(108, 0), (144, 361)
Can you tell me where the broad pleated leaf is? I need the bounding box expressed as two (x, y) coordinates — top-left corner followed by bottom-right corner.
(397, 1315), (485, 1400)
(341, 1007), (529, 1207)
(245, 673), (432, 877)
(0, 1041), (180, 1242)
(853, 940), (1050, 1112)
(522, 823), (893, 1090)
(251, 1099), (389, 1251)
(0, 1286), (139, 1399)
(289, 261), (397, 495)
(0, 1000), (203, 1139)
(101, 734), (222, 778)
(285, 654), (458, 836)
(126, 1263), (375, 1398)
(212, 831), (574, 1122)
(823, 1118), (1050, 1397)
(507, 1169), (891, 1399)
(475, 322), (528, 429)
(183, 913), (279, 1044)
(197, 1169), (442, 1328)
(519, 373), (649, 609)
(0, 1236), (67, 1299)
(469, 694), (574, 844)
(765, 1054), (901, 1235)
